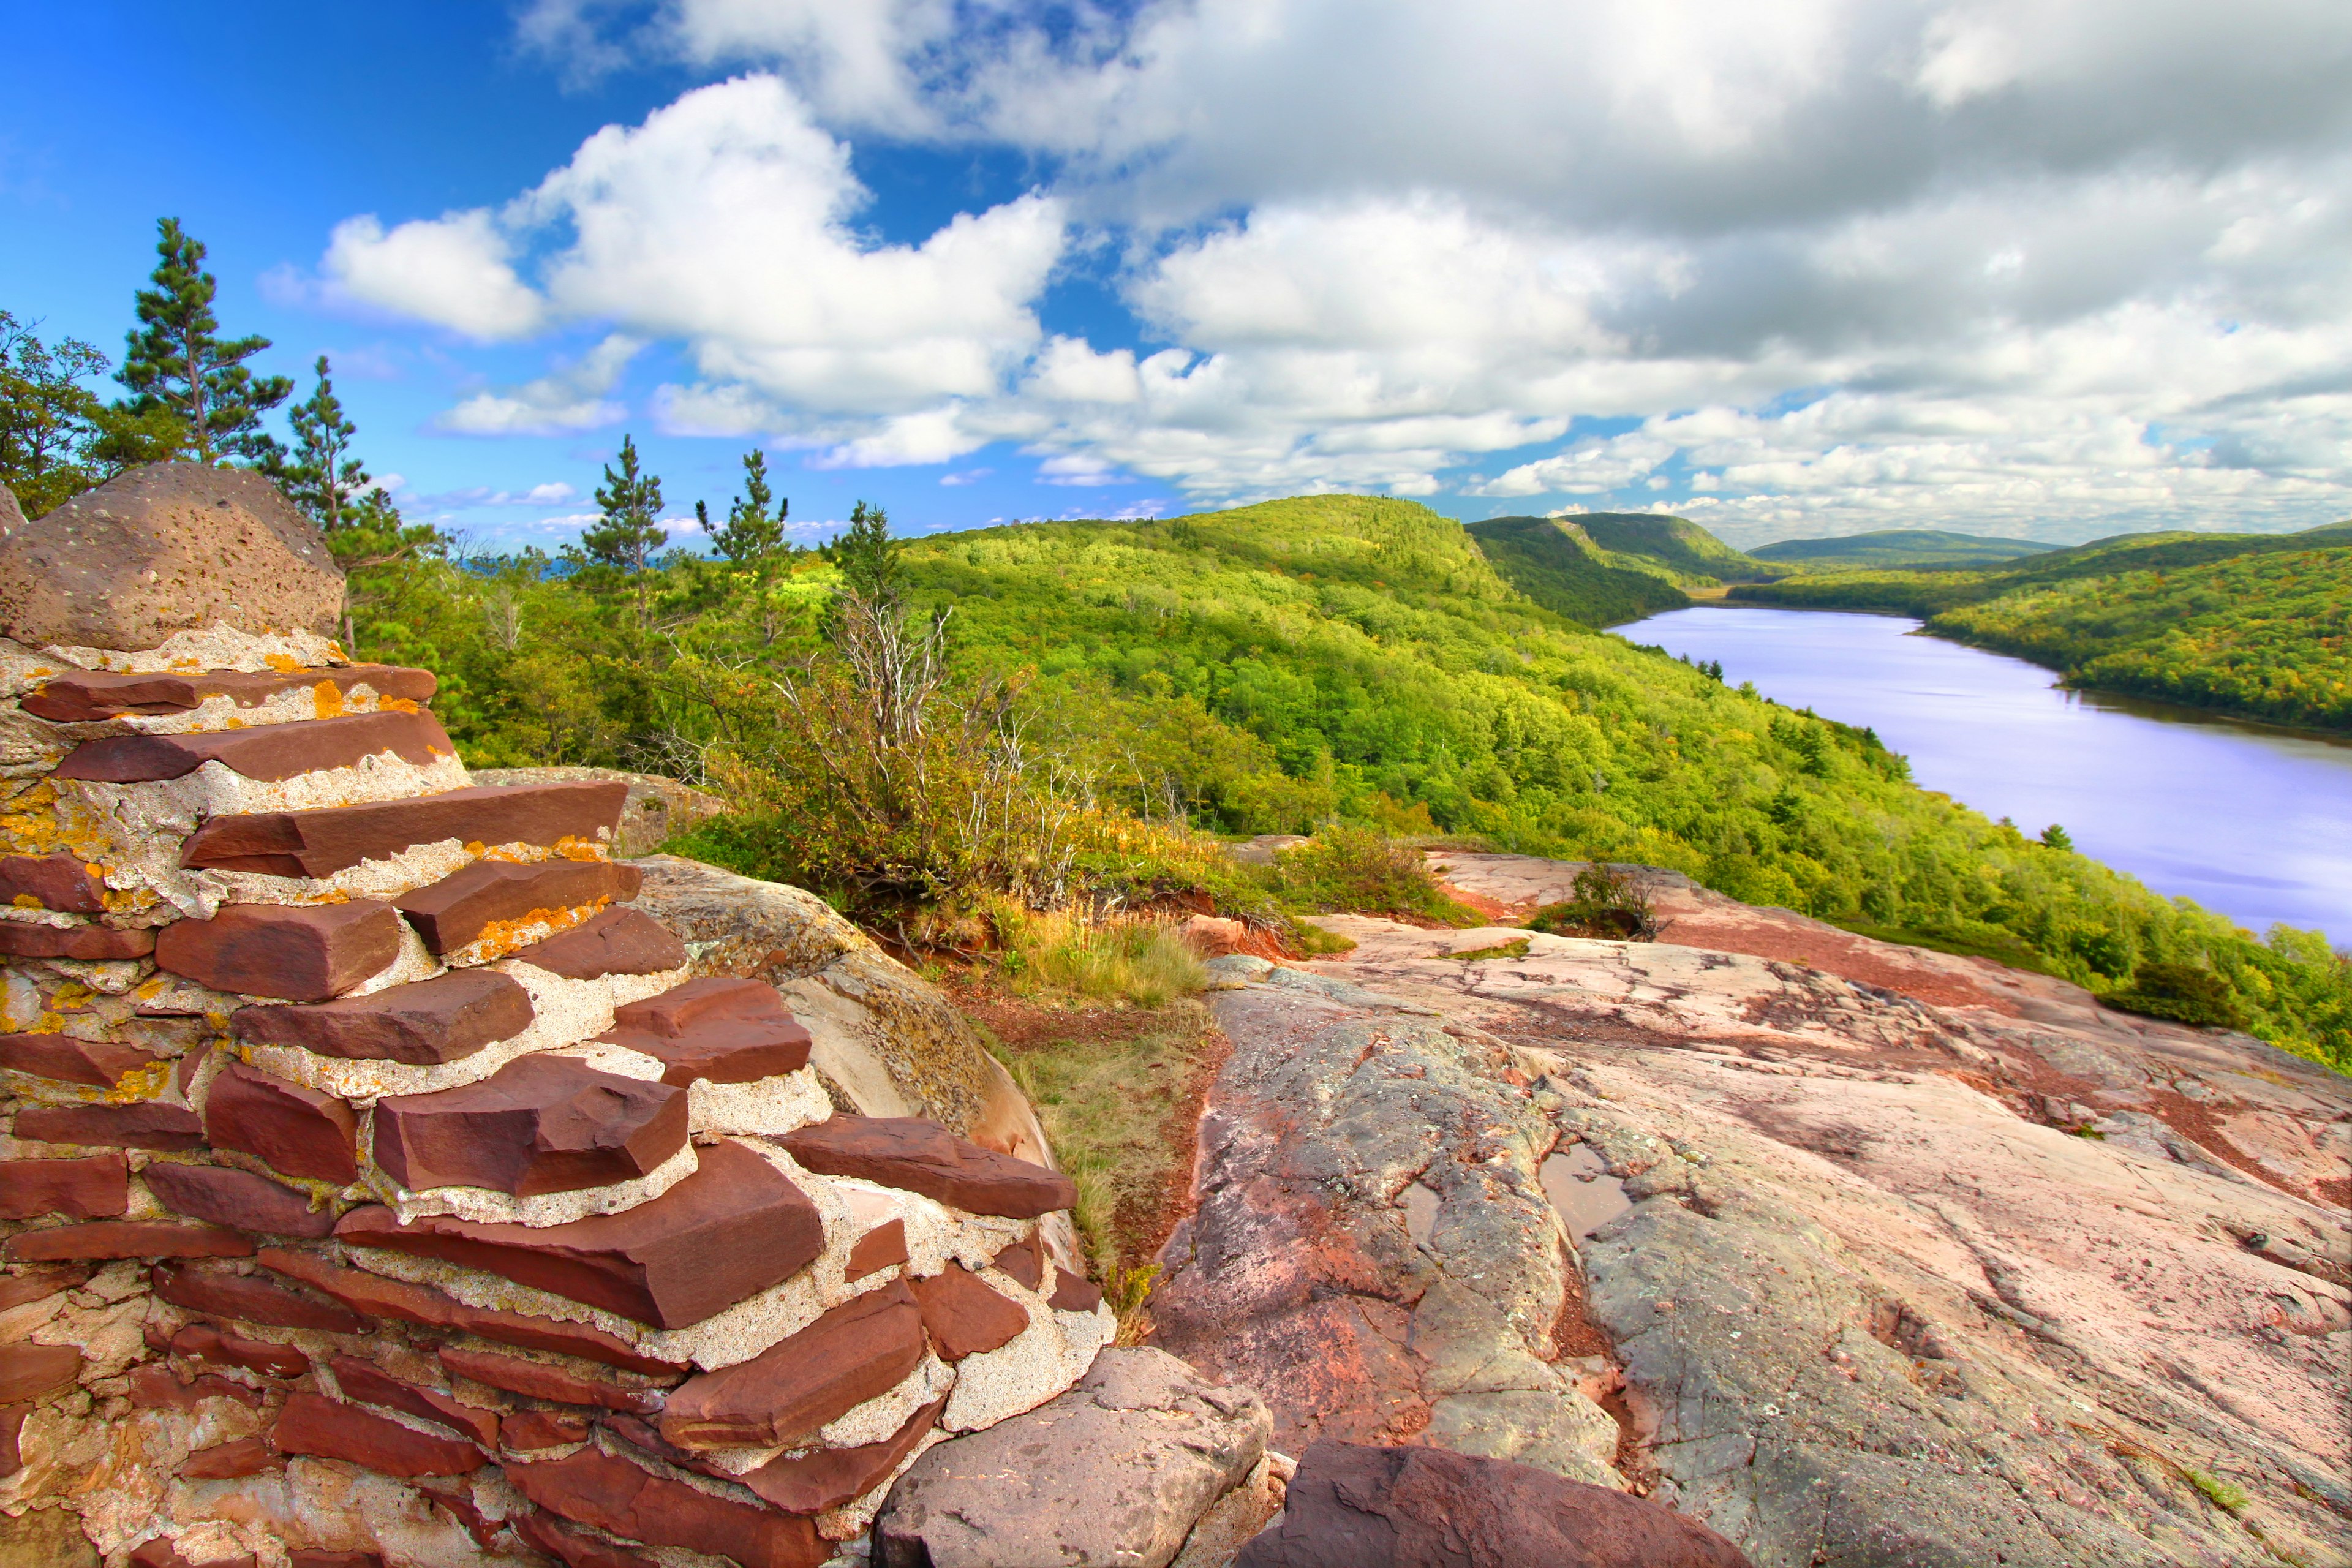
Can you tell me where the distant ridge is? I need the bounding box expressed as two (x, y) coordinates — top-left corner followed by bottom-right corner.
(1466, 511), (1781, 627)
(1750, 529), (2055, 568)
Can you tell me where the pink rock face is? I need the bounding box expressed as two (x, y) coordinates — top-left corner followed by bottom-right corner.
(908, 1264), (1030, 1362)
(52, 708), (454, 783)
(598, 977), (813, 1087)
(777, 1116), (1077, 1219)
(20, 663), (436, 723)
(205, 1060), (360, 1183)
(156, 901), (403, 1002)
(372, 1052), (688, 1197)
(231, 967), (535, 1065)
(179, 780), (628, 879)
(333, 1140), (824, 1329)
(395, 856), (644, 956)
(660, 1280), (926, 1449)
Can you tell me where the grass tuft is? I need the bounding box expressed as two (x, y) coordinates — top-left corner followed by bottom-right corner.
(987, 901), (1207, 1008)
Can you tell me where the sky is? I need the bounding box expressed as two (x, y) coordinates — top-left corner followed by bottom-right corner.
(4, 0), (2349, 553)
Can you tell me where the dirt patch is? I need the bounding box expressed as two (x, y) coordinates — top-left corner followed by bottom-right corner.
(1428, 875), (1529, 926)
(1664, 910), (2015, 1011)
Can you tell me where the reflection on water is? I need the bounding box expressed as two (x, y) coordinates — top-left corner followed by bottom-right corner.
(1542, 1143), (1631, 1242)
(1618, 606), (2352, 943)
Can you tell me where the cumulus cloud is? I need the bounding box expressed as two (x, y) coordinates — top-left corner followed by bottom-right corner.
(436, 334), (641, 435)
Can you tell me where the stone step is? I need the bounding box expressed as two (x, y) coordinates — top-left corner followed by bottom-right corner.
(179, 779), (628, 878)
(371, 1052), (688, 1198)
(394, 857), (644, 958)
(598, 977), (812, 1086)
(231, 967), (535, 1065)
(20, 663), (436, 723)
(53, 708), (455, 783)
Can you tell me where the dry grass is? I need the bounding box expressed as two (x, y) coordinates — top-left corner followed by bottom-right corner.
(985, 900), (1208, 1008)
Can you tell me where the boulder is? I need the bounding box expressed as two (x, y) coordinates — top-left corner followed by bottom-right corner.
(875, 1348), (1272, 1568)
(469, 767), (729, 858)
(0, 462), (342, 650)
(1233, 1442), (1752, 1568)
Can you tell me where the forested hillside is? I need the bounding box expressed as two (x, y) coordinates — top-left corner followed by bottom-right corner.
(324, 492), (2347, 1067)
(1749, 529), (2054, 568)
(1463, 514), (1692, 625)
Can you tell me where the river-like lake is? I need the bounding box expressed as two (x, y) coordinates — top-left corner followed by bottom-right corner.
(1617, 605), (2352, 944)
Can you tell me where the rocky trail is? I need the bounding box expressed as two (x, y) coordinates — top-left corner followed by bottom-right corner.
(1153, 854), (2351, 1568)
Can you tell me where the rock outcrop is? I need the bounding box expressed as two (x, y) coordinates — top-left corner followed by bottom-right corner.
(0, 465), (1121, 1567)
(1165, 858), (2352, 1568)
(467, 767), (729, 859)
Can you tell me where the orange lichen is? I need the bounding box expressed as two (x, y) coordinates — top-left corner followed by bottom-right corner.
(313, 680), (347, 719)
(265, 654), (304, 673)
(456, 897), (612, 963)
(553, 835), (608, 862)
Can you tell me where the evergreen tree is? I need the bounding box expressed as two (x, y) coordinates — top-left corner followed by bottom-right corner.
(118, 217), (292, 464)
(713, 448), (787, 563)
(282, 356), (372, 533)
(582, 434), (666, 572)
(832, 500), (902, 611)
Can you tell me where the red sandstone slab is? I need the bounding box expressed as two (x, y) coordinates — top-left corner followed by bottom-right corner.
(659, 1280), (924, 1450)
(205, 1060), (359, 1182)
(503, 1410), (591, 1452)
(255, 1248), (688, 1376)
(0, 921), (155, 960)
(274, 1390), (484, 1477)
(778, 1117), (1077, 1219)
(128, 1365), (265, 1411)
(0, 1403), (22, 1476)
(330, 1355), (500, 1447)
(0, 1342), (81, 1403)
(230, 967), (533, 1065)
(908, 1265), (1029, 1361)
(53, 709), (454, 783)
(290, 1553), (388, 1568)
(21, 665), (437, 723)
(0, 1264), (93, 1311)
(173, 1322), (308, 1379)
(127, 1538), (258, 1568)
(439, 1346), (663, 1414)
(181, 780), (628, 878)
(0, 853), (107, 913)
(513, 1506), (667, 1568)
(13, 1101), (203, 1151)
(151, 1262), (367, 1333)
(334, 1140), (822, 1329)
(156, 901), (401, 1002)
(989, 1232), (1044, 1292)
(1049, 1266), (1104, 1313)
(181, 1436), (279, 1480)
(144, 1162), (339, 1238)
(507, 907), (686, 981)
(504, 1446), (827, 1568)
(0, 1153), (129, 1219)
(396, 857), (644, 957)
(5, 1220), (252, 1261)
(372, 1053), (687, 1197)
(599, 978), (812, 1087)
(739, 1395), (946, 1515)
(0, 1032), (166, 1087)
(847, 1220), (909, 1283)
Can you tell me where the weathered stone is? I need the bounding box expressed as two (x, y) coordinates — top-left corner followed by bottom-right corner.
(180, 780), (628, 878)
(848, 1219), (910, 1282)
(0, 1403), (25, 1477)
(503, 1446), (827, 1568)
(0, 922), (156, 960)
(1233, 1442), (1754, 1568)
(470, 767), (730, 859)
(20, 663), (435, 723)
(273, 1390), (484, 1477)
(0, 1032), (166, 1087)
(0, 462), (341, 650)
(181, 1437), (279, 1480)
(501, 1409), (591, 1449)
(128, 1364), (265, 1411)
(256, 1247), (687, 1374)
(53, 709), (454, 783)
(0, 1343), (81, 1403)
(173, 1322), (309, 1380)
(4, 1219), (252, 1261)
(741, 1396), (945, 1515)
(439, 1346), (664, 1415)
(597, 977), (813, 1087)
(151, 1262), (368, 1333)
(330, 1354), (500, 1446)
(334, 1140), (821, 1329)
(1048, 1267), (1103, 1313)
(0, 1154), (129, 1219)
(288, 1554), (385, 1568)
(508, 907), (687, 981)
(143, 1162), (338, 1238)
(371, 1052), (687, 1197)
(0, 853), (107, 913)
(908, 1265), (1029, 1362)
(205, 1060), (360, 1182)
(989, 1232), (1044, 1292)
(395, 856), (644, 956)
(0, 1501), (99, 1567)
(660, 1280), (925, 1449)
(13, 1102), (203, 1151)
(132, 1537), (257, 1568)
(778, 1117), (1075, 1219)
(511, 1509), (663, 1568)
(156, 901), (402, 1002)
(0, 1264), (94, 1311)
(875, 1349), (1270, 1568)
(230, 967), (533, 1065)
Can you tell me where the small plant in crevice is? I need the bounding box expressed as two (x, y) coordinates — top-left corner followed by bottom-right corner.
(1525, 864), (1662, 941)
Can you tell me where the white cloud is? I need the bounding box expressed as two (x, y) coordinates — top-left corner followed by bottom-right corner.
(435, 334), (641, 436)
(324, 211), (547, 340)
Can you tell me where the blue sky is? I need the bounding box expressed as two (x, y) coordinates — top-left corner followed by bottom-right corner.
(6, 0), (2348, 551)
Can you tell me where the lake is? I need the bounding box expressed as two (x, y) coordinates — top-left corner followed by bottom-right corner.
(1617, 605), (2352, 944)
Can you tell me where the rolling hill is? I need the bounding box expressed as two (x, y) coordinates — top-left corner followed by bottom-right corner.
(1461, 515), (1692, 626)
(1750, 529), (2055, 570)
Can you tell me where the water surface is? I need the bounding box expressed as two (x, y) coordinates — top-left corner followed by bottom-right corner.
(1619, 606), (2352, 943)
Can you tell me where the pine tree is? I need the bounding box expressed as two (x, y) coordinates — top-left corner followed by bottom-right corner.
(713, 448), (787, 564)
(832, 500), (902, 611)
(582, 434), (666, 572)
(118, 218), (292, 464)
(282, 356), (373, 533)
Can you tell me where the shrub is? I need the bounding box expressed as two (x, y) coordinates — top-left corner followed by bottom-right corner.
(2103, 962), (2247, 1030)
(1272, 825), (1481, 925)
(1526, 864), (1662, 940)
(987, 902), (1208, 1008)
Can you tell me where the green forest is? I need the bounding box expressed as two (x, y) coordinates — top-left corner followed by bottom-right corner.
(6, 224), (2348, 1071)
(1735, 524), (2352, 731)
(1748, 529), (2055, 569)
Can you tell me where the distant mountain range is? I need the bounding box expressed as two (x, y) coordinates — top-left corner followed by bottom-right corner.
(1748, 529), (2056, 568)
